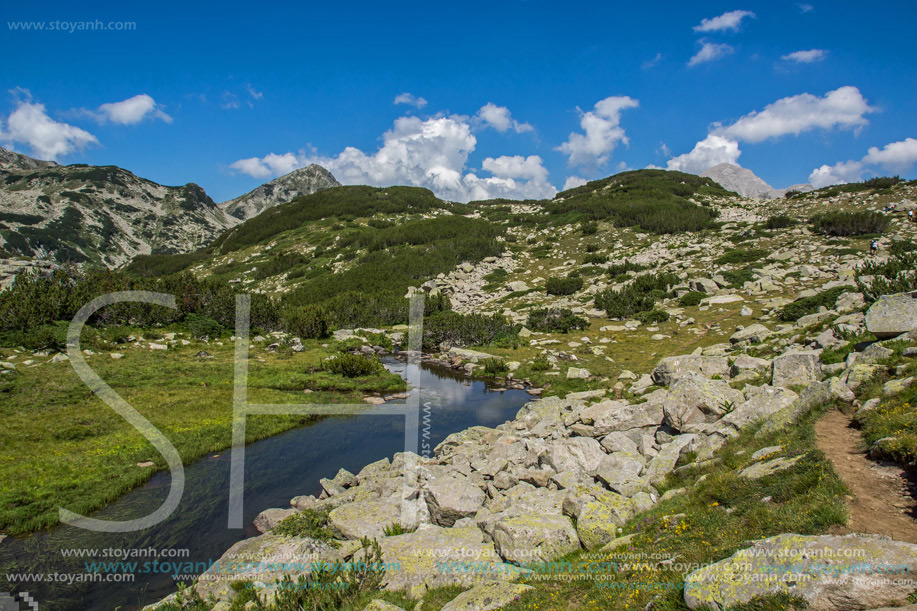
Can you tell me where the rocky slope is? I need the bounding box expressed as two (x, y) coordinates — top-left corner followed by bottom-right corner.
(701, 162), (813, 199)
(0, 147), (239, 267)
(222, 164), (341, 220)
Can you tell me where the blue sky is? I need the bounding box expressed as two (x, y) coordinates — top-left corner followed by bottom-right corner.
(1, 0), (915, 202)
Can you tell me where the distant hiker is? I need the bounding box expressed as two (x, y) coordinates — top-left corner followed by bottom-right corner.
(909, 210), (914, 222)
(870, 239), (879, 254)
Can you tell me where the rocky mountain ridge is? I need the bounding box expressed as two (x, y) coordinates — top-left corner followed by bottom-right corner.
(222, 164), (341, 220)
(701, 162), (814, 199)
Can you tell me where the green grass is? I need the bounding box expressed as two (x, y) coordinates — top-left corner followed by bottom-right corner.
(0, 336), (405, 534)
(854, 357), (917, 466)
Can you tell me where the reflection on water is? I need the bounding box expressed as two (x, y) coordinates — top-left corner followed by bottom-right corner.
(0, 359), (531, 610)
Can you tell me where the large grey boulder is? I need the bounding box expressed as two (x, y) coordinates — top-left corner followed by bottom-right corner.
(652, 355), (731, 386)
(493, 514), (580, 563)
(866, 292), (917, 338)
(717, 386), (799, 433)
(425, 476), (486, 527)
(195, 533), (340, 602)
(253, 507), (299, 533)
(644, 434), (696, 485)
(580, 399), (664, 434)
(378, 525), (521, 597)
(772, 352), (822, 388)
(593, 452), (646, 495)
(440, 582), (534, 611)
(541, 437), (605, 479)
(662, 373), (745, 432)
(684, 533), (917, 611)
(730, 324), (771, 345)
(329, 500), (401, 540)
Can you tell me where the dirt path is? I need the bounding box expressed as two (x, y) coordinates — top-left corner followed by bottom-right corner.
(815, 409), (917, 544)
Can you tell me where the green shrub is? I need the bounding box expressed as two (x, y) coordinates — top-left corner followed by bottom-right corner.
(857, 253), (917, 302)
(322, 353), (385, 377)
(678, 291), (705, 307)
(778, 287), (847, 322)
(890, 241), (917, 256)
(273, 508), (339, 546)
(585, 243), (600, 253)
(184, 313), (223, 340)
(530, 354), (551, 372)
(721, 267), (757, 287)
(635, 309), (670, 324)
(582, 253), (607, 265)
(594, 272), (676, 319)
(423, 311), (518, 350)
(383, 523), (415, 536)
(481, 357), (509, 376)
(606, 260), (648, 277)
(809, 212), (889, 236)
(282, 304), (331, 339)
(527, 307), (589, 333)
(545, 275), (584, 296)
(0, 323), (67, 350)
(763, 215), (798, 230)
(715, 248), (769, 265)
(580, 220), (599, 235)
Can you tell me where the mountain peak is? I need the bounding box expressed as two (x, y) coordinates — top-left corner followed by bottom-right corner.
(0, 146), (59, 172)
(700, 163), (778, 199)
(222, 164), (342, 220)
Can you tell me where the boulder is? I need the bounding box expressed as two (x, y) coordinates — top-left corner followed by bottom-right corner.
(652, 355), (730, 386)
(493, 514), (581, 563)
(425, 476), (486, 527)
(644, 435), (696, 485)
(581, 399), (664, 435)
(506, 281), (530, 292)
(684, 533), (917, 611)
(541, 437), (606, 479)
(865, 292), (917, 338)
(729, 324), (771, 345)
(718, 386), (799, 433)
(739, 455), (803, 479)
(440, 582), (534, 611)
(195, 534), (340, 602)
(662, 373), (744, 432)
(363, 601), (407, 611)
(566, 367), (591, 379)
(594, 452), (646, 494)
(576, 500), (626, 550)
(772, 352), (821, 388)
(329, 500), (402, 540)
(253, 507), (298, 534)
(378, 525), (520, 597)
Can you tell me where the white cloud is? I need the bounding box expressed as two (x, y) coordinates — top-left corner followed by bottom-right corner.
(562, 176), (588, 191)
(798, 3), (814, 13)
(0, 100), (98, 160)
(693, 10), (755, 32)
(229, 152), (300, 179)
(808, 161), (864, 188)
(642, 53), (662, 69)
(556, 95), (639, 167)
(688, 40), (735, 66)
(229, 115), (556, 202)
(666, 135), (742, 174)
(475, 103), (533, 133)
(95, 94), (172, 124)
(393, 92), (428, 109)
(246, 84), (263, 101)
(718, 86), (874, 143)
(221, 91), (240, 110)
(862, 138), (917, 170)
(781, 49), (827, 63)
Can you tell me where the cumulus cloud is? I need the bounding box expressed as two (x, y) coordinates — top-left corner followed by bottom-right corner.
(562, 176), (588, 191)
(229, 115), (556, 202)
(693, 10), (755, 32)
(666, 135), (742, 174)
(475, 103), (533, 133)
(808, 161), (864, 188)
(667, 86), (875, 175)
(94, 94), (172, 124)
(229, 152), (300, 179)
(809, 137), (917, 188)
(688, 40), (735, 66)
(717, 86), (874, 143)
(393, 92), (428, 109)
(781, 49), (827, 63)
(0, 99), (98, 160)
(556, 96), (639, 167)
(863, 138), (917, 169)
